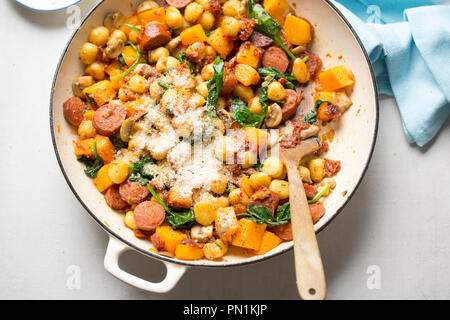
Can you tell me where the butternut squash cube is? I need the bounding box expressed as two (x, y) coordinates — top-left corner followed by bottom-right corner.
(235, 64), (261, 86)
(156, 226), (188, 254)
(263, 0), (290, 25)
(282, 15), (312, 46)
(180, 24), (208, 45)
(82, 80), (116, 107)
(236, 44), (262, 69)
(215, 207), (240, 242)
(175, 244), (204, 260)
(138, 7), (166, 27)
(167, 189), (193, 209)
(254, 231), (282, 255)
(123, 98), (148, 119)
(93, 164), (113, 193)
(232, 218), (266, 250)
(208, 27), (235, 59)
(318, 66), (355, 92)
(119, 16), (140, 37)
(122, 45), (139, 67)
(314, 92), (334, 104)
(95, 135), (115, 163)
(74, 138), (95, 158)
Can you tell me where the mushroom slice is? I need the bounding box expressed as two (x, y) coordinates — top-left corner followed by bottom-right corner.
(103, 12), (125, 30)
(72, 76), (94, 98)
(265, 103), (283, 128)
(120, 118), (136, 142)
(104, 37), (125, 59)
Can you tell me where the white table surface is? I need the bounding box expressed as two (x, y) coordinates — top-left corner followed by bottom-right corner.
(1, 0), (449, 300)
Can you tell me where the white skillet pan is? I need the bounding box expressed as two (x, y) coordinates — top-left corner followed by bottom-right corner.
(50, 0), (379, 293)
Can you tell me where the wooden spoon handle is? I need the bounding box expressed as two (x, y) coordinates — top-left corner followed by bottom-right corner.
(286, 163), (326, 300)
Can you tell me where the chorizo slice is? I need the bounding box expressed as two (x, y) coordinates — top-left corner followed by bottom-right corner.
(134, 201), (166, 231)
(140, 24), (171, 52)
(209, 0), (222, 16)
(303, 184), (318, 200)
(119, 181), (150, 205)
(248, 186), (279, 216)
(281, 89), (300, 122)
(310, 202), (325, 224)
(63, 97), (86, 127)
(221, 67), (238, 96)
(324, 159), (341, 177)
(298, 51), (322, 78)
(262, 46), (289, 73)
(151, 233), (166, 251)
(269, 222), (293, 241)
(105, 184), (128, 210)
(250, 31), (273, 49)
(166, 0), (192, 8)
(93, 104), (127, 136)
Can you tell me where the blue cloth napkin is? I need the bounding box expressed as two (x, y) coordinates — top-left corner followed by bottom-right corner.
(332, 0), (450, 147)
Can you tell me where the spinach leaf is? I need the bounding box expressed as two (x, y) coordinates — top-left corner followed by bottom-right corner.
(86, 93), (99, 109)
(303, 99), (332, 124)
(175, 51), (195, 75)
(257, 67), (296, 82)
(128, 173), (150, 186)
(248, 0), (295, 60)
(236, 204), (291, 227)
(254, 159), (265, 172)
(165, 209), (195, 229)
(230, 76), (274, 128)
(147, 184), (195, 229)
(77, 141), (103, 178)
(129, 156), (153, 174)
(111, 134), (128, 151)
(118, 55), (126, 69)
(128, 157), (156, 186)
(230, 97), (262, 127)
(257, 67), (296, 89)
(205, 56), (225, 117)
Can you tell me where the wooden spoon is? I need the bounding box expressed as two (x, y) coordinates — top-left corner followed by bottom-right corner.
(279, 138), (326, 300)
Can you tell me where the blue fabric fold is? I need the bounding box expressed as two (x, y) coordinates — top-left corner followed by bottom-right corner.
(332, 0), (450, 147)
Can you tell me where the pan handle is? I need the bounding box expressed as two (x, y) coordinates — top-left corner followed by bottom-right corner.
(104, 236), (186, 293)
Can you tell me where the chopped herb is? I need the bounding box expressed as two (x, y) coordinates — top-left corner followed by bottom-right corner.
(236, 203), (291, 227)
(157, 79), (172, 91)
(77, 141), (103, 178)
(125, 24), (141, 32)
(205, 56), (225, 118)
(214, 242), (223, 250)
(147, 184), (195, 229)
(248, 0), (295, 60)
(303, 99), (332, 125)
(302, 56), (309, 63)
(111, 42), (142, 80)
(308, 184), (331, 204)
